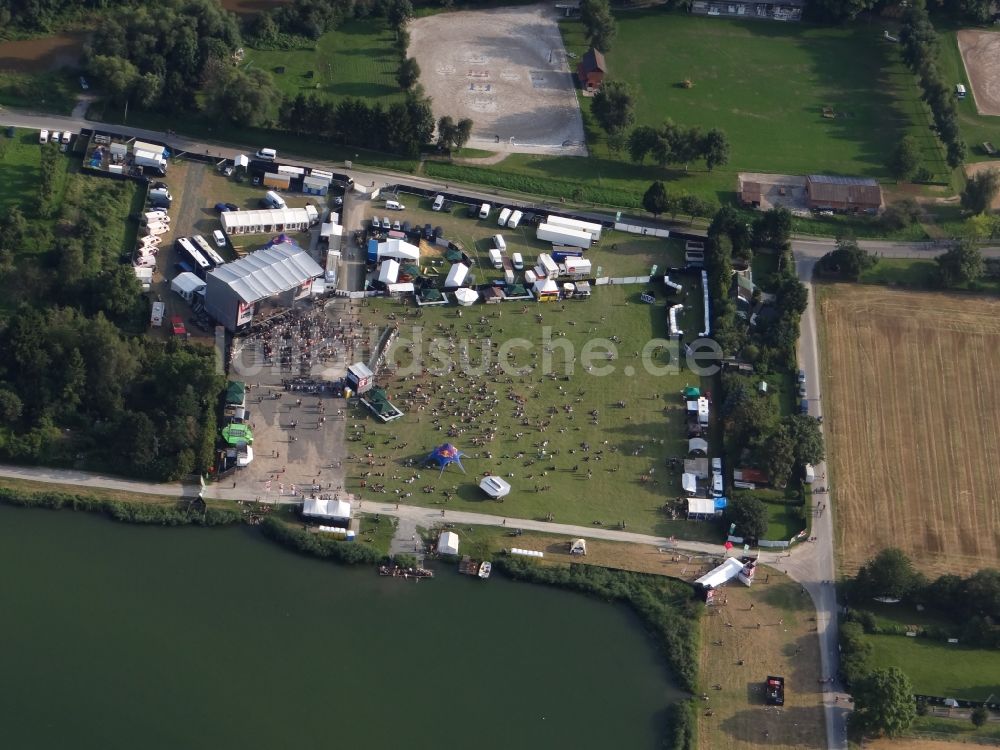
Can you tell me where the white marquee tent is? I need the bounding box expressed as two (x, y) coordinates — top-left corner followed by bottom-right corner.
(437, 531), (460, 555)
(479, 476), (511, 499)
(302, 498), (352, 521)
(377, 238), (420, 262)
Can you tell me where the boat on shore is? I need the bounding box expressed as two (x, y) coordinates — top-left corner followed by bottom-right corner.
(378, 564), (434, 580)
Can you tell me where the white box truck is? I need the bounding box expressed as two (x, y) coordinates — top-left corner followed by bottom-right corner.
(488, 248), (503, 269)
(497, 208), (511, 227)
(493, 234), (506, 252)
(507, 210), (523, 229)
(804, 464), (816, 483)
(546, 215), (602, 241)
(134, 148), (167, 170)
(536, 223), (592, 249)
(537, 253), (559, 278)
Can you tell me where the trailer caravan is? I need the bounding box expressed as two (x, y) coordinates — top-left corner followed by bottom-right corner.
(536, 223), (592, 249)
(497, 208), (512, 227)
(546, 215), (602, 242)
(507, 210), (523, 229)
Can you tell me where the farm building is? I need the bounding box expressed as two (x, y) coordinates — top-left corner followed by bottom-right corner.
(691, 0), (803, 21)
(576, 48), (607, 91)
(204, 241), (323, 332)
(221, 206), (318, 236)
(805, 175), (882, 213)
(739, 179), (763, 208)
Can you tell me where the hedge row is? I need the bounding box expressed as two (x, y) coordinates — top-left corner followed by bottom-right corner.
(259, 516), (381, 565)
(0, 487), (241, 526)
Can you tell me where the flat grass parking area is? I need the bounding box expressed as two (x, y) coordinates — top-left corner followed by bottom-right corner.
(698, 573), (826, 750)
(569, 12), (946, 180)
(246, 20), (403, 107)
(388, 191), (684, 277)
(866, 634), (1000, 701)
(348, 283), (716, 538)
(817, 284), (1000, 575)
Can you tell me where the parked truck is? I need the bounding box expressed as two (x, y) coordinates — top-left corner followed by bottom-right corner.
(536, 222), (592, 249)
(546, 214), (602, 242)
(765, 676), (785, 706)
(134, 148), (167, 171)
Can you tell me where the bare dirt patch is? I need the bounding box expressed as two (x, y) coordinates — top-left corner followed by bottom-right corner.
(957, 29), (1000, 116)
(698, 573), (826, 750)
(408, 3), (586, 156)
(818, 285), (1000, 575)
(864, 740), (986, 750)
(0, 32), (87, 73)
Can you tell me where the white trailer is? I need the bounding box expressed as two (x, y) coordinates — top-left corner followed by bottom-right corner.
(134, 149), (167, 170)
(546, 215), (602, 241)
(497, 208), (511, 227)
(536, 222), (592, 249)
(562, 256), (592, 278)
(507, 210), (523, 229)
(536, 253), (559, 278)
(325, 249), (341, 285)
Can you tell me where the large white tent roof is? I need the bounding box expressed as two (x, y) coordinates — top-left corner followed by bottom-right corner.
(437, 531), (460, 555)
(694, 557), (744, 589)
(208, 241), (322, 304)
(533, 278), (559, 294)
(302, 498), (352, 520)
(687, 497), (717, 515)
(171, 271), (206, 294)
(688, 437), (708, 454)
(221, 207), (314, 233)
(479, 476), (511, 498)
(377, 238), (420, 262)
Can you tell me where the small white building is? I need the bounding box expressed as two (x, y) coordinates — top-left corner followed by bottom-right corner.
(437, 531), (460, 555)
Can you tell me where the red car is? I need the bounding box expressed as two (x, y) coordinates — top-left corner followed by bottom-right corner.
(170, 316), (187, 336)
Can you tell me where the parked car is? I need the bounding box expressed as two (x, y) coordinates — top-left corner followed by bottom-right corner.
(423, 223), (434, 240)
(170, 316), (187, 336)
(370, 217), (380, 230)
(401, 221), (412, 235)
(225, 202), (239, 211)
(213, 230), (227, 248)
(382, 216), (391, 229)
(215, 202), (233, 213)
(798, 382), (807, 398)
(385, 199), (405, 210)
(61, 131), (71, 144)
(797, 369), (806, 384)
(39, 129), (49, 144)
(150, 182), (168, 190)
(432, 194), (444, 211)
(79, 76), (89, 90)
(799, 399), (809, 415)
(392, 220), (401, 231)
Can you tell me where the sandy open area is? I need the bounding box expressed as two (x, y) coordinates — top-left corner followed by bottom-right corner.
(818, 285), (1000, 575)
(957, 29), (1000, 116)
(408, 3), (586, 156)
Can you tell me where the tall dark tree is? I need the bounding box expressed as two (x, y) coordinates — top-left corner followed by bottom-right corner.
(854, 548), (923, 601)
(936, 238), (983, 287)
(888, 135), (921, 181)
(627, 125), (659, 164)
(580, 0), (616, 52)
(722, 494), (769, 540)
(961, 169), (1000, 214)
(397, 57), (420, 90)
(591, 80), (635, 137)
(701, 128), (730, 171)
(850, 668), (916, 738)
(642, 181), (669, 217)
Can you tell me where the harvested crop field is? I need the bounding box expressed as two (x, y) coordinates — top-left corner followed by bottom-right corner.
(957, 29), (1000, 116)
(818, 285), (1000, 575)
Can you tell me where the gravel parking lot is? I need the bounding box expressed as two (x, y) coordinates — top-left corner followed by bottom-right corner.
(408, 3), (586, 156)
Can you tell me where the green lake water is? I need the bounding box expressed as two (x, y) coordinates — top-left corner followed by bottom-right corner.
(0, 505), (682, 749)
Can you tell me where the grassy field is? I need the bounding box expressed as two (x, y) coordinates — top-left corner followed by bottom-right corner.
(697, 572), (826, 749)
(858, 257), (1000, 293)
(389, 190), (684, 276)
(0, 69), (79, 113)
(817, 284), (1000, 575)
(0, 128), (47, 216)
(866, 634), (1000, 701)
(245, 20), (403, 107)
(938, 29), (1000, 164)
(349, 283), (718, 538)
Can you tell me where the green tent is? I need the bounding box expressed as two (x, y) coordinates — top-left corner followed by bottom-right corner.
(225, 380), (246, 406)
(221, 423), (253, 446)
(444, 248), (463, 262)
(683, 386), (701, 398)
(401, 263), (420, 278)
(420, 288), (443, 302)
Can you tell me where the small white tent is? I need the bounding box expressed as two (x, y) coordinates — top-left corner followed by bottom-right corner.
(479, 476), (511, 499)
(444, 262), (469, 288)
(377, 259), (400, 285)
(454, 287), (478, 306)
(437, 531), (460, 555)
(570, 538), (587, 555)
(694, 557), (745, 590)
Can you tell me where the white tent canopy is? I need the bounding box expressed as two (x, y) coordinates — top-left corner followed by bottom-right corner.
(437, 531), (460, 555)
(444, 262), (469, 288)
(378, 259), (400, 285)
(694, 557), (744, 589)
(302, 498), (352, 521)
(688, 438), (708, 454)
(479, 476), (511, 498)
(570, 538), (587, 555)
(171, 271), (206, 298)
(533, 278), (559, 295)
(454, 287), (478, 306)
(377, 238), (420, 262)
(682, 473), (697, 494)
(687, 497), (717, 516)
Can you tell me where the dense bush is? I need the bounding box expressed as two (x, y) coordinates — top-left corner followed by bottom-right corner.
(0, 487), (241, 526)
(662, 699), (697, 750)
(259, 516), (381, 565)
(493, 557), (700, 693)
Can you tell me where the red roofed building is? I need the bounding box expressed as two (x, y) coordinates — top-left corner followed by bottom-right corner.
(576, 48), (607, 91)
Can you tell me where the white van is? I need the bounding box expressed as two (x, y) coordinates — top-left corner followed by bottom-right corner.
(507, 210), (523, 229)
(264, 190), (287, 209)
(432, 194), (445, 211)
(512, 252), (524, 270)
(256, 147), (277, 161)
(804, 463), (816, 484)
(488, 248), (503, 269)
(39, 129), (49, 144)
(493, 234), (506, 252)
(956, 84), (967, 99)
(386, 199), (405, 210)
(497, 207), (511, 227)
(479, 203), (491, 219)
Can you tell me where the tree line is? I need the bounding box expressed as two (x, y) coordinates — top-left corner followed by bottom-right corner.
(900, 0), (967, 169)
(279, 90), (435, 157)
